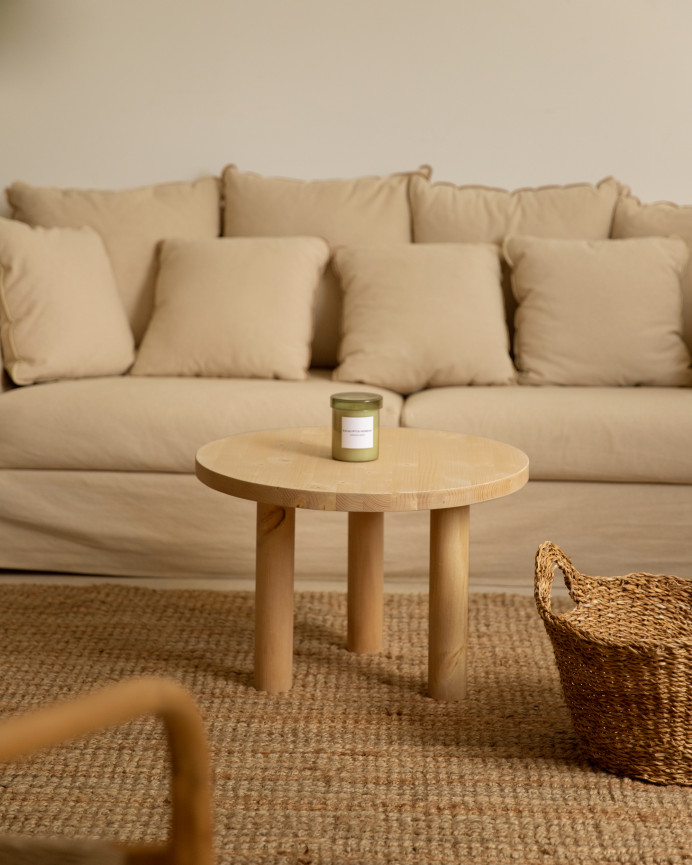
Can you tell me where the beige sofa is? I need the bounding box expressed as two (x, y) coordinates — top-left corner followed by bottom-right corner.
(1, 166), (691, 590)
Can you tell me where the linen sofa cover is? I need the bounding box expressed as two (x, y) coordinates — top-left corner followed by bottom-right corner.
(0, 166), (691, 589)
(0, 472), (690, 587)
(3, 379), (690, 486)
(0, 372), (402, 472)
(402, 386), (692, 484)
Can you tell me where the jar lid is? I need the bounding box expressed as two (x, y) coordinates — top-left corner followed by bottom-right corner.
(330, 391), (383, 411)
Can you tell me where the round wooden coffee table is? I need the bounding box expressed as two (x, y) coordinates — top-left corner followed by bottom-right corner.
(195, 427), (528, 700)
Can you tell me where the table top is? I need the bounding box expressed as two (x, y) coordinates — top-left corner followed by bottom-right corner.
(195, 427), (528, 513)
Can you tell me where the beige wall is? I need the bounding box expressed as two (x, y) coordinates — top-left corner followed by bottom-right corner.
(1, 0), (691, 212)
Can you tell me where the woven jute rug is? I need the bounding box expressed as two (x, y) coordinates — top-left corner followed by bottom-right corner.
(0, 584), (689, 864)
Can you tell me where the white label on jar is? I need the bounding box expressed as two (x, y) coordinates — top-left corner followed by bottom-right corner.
(341, 415), (374, 449)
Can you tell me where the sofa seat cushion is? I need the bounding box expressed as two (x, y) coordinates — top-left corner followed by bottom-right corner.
(401, 385), (692, 483)
(0, 371), (402, 472)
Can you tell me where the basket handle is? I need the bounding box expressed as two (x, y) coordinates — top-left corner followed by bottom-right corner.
(534, 541), (580, 622)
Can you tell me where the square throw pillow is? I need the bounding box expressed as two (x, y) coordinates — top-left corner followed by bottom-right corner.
(332, 243), (516, 395)
(130, 236), (330, 380)
(0, 218), (135, 385)
(222, 165), (431, 368)
(612, 193), (692, 353)
(504, 235), (692, 387)
(5, 177), (220, 345)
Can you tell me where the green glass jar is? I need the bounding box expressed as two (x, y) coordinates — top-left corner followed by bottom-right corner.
(330, 392), (383, 462)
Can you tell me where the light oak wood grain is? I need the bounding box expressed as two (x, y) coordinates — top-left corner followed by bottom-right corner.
(196, 427), (529, 512)
(347, 511), (384, 653)
(429, 506), (470, 701)
(196, 427), (528, 699)
(255, 503), (295, 694)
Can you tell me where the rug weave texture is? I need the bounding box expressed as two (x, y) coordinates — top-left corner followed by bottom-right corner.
(0, 584), (689, 864)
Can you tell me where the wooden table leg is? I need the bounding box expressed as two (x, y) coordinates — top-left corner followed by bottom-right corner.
(428, 505), (470, 701)
(347, 511), (384, 653)
(254, 502), (295, 693)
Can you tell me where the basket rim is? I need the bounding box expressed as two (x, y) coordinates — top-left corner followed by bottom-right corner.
(534, 542), (692, 651)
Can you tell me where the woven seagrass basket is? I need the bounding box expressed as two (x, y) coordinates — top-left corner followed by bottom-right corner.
(534, 541), (692, 785)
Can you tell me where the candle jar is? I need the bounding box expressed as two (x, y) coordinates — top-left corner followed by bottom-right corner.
(330, 392), (383, 462)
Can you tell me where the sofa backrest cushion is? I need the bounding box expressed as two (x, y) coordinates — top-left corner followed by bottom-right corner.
(5, 177), (221, 346)
(332, 243), (516, 395)
(612, 193), (692, 353)
(409, 176), (623, 345)
(0, 219), (134, 385)
(504, 235), (692, 387)
(131, 236), (330, 381)
(222, 165), (429, 369)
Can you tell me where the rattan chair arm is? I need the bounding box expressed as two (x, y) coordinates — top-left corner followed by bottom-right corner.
(0, 677), (213, 865)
